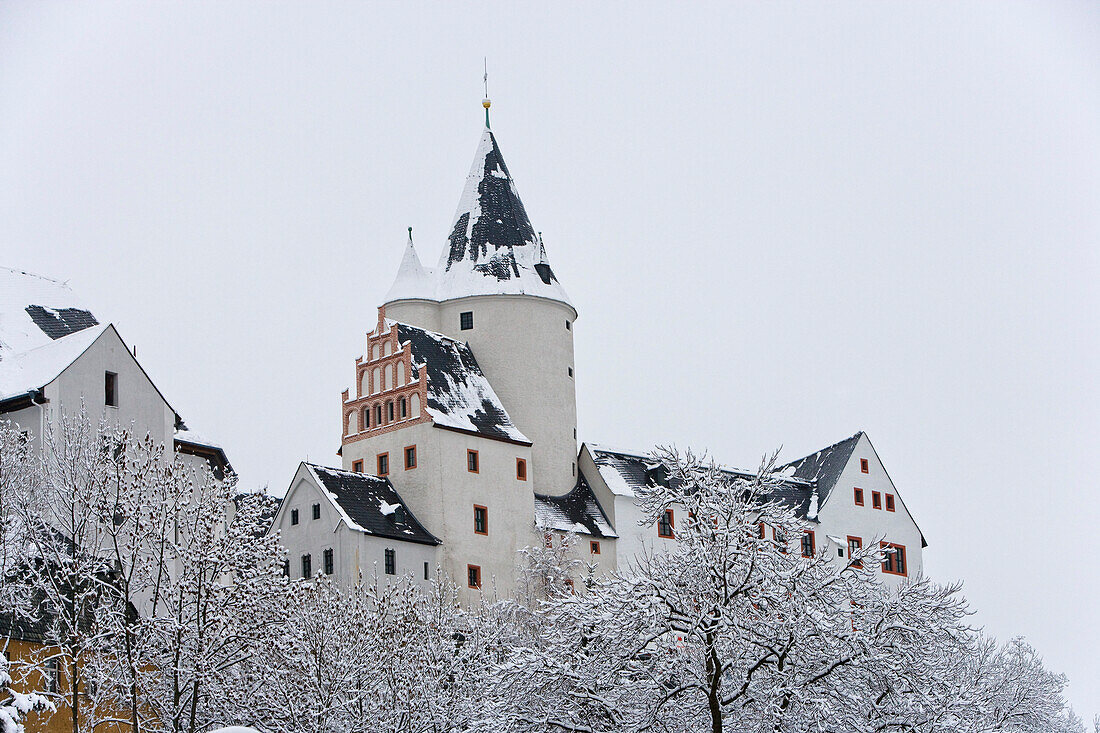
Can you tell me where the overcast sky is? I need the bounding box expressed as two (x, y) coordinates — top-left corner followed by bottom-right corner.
(2, 0), (1097, 719)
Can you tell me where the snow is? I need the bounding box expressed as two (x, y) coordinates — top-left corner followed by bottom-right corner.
(379, 500), (400, 517)
(0, 266), (94, 354)
(305, 464), (369, 533)
(175, 427), (224, 451)
(384, 231), (435, 303)
(208, 727), (261, 733)
(0, 323), (108, 400)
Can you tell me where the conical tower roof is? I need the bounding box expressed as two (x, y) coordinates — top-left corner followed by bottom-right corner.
(434, 125), (571, 307)
(384, 227), (434, 302)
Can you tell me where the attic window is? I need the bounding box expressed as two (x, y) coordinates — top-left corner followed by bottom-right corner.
(290, 509), (299, 525)
(311, 503), (321, 520)
(399, 397), (407, 419)
(104, 372), (118, 407)
(460, 311), (474, 331)
(885, 494), (895, 512)
(854, 488), (864, 506)
(387, 401), (395, 422)
(860, 458), (869, 473)
(872, 491), (882, 510)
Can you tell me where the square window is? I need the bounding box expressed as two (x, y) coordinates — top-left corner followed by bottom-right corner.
(301, 554), (312, 579)
(290, 509), (299, 526)
(847, 536), (863, 567)
(516, 457), (527, 481)
(473, 505), (488, 535)
(590, 540), (600, 555)
(800, 530), (815, 558)
(312, 503), (321, 520)
(104, 371), (118, 407)
(404, 445), (417, 470)
(467, 564), (481, 589)
(384, 548), (396, 575)
(352, 460), (363, 473)
(467, 449), (479, 473)
(872, 491), (882, 510)
(323, 548), (334, 575)
(881, 542), (907, 576)
(377, 453), (389, 476)
(657, 509), (675, 539)
(460, 311), (474, 330)
(885, 494), (895, 512)
(854, 488), (864, 506)
(860, 458), (869, 473)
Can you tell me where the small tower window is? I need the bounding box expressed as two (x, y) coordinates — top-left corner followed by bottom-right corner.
(384, 548), (396, 575)
(516, 458), (527, 481)
(460, 311), (474, 330)
(566, 320), (571, 330)
(104, 371), (118, 407)
(568, 367), (574, 378)
(423, 561), (429, 580)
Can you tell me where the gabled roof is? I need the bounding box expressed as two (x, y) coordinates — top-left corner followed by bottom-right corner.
(586, 443), (821, 521)
(778, 432), (862, 508)
(0, 323), (108, 402)
(397, 322), (530, 444)
(0, 266), (100, 355)
(534, 474), (617, 538)
(304, 463), (439, 546)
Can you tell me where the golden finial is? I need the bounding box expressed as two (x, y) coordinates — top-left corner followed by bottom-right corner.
(482, 58), (491, 127)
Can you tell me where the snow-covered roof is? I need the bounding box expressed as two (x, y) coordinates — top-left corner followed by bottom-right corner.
(534, 475), (617, 538)
(779, 432), (862, 508)
(0, 323), (108, 402)
(0, 266), (100, 355)
(383, 126), (572, 309)
(304, 463), (439, 546)
(397, 322), (530, 444)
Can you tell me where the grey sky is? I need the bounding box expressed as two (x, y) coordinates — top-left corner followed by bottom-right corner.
(2, 0), (1097, 719)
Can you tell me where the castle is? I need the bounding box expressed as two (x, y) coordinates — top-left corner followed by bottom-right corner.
(269, 104), (927, 598)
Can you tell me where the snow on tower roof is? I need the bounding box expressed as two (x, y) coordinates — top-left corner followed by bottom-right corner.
(397, 322), (530, 444)
(383, 228), (435, 303)
(431, 126), (572, 307)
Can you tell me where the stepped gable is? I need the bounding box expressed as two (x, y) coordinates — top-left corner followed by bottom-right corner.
(589, 444), (821, 521)
(397, 322), (530, 445)
(433, 126), (572, 306)
(306, 463), (440, 545)
(534, 473), (617, 538)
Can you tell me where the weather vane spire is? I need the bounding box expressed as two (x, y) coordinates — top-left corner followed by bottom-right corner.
(482, 57), (491, 128)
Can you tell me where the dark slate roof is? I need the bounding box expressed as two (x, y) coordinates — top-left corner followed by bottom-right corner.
(534, 474), (617, 538)
(397, 322), (530, 444)
(587, 444), (821, 521)
(432, 127), (572, 306)
(779, 432), (862, 508)
(305, 463), (440, 546)
(24, 305), (99, 340)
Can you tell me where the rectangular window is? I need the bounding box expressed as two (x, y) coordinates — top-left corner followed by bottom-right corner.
(423, 561), (429, 580)
(45, 658), (59, 693)
(467, 449), (479, 473)
(384, 548), (396, 575)
(290, 509), (299, 525)
(872, 491), (882, 510)
(516, 457), (527, 481)
(860, 458), (869, 473)
(104, 371), (118, 407)
(282, 559), (289, 577)
(323, 548), (334, 575)
(801, 530), (816, 558)
(377, 452), (389, 476)
(404, 445), (417, 470)
(567, 367), (574, 378)
(301, 554), (312, 579)
(387, 401), (395, 422)
(460, 311), (474, 330)
(881, 543), (907, 576)
(473, 505), (488, 535)
(854, 487), (864, 506)
(590, 540), (600, 555)
(847, 536), (863, 567)
(657, 509), (675, 539)
(758, 522), (766, 539)
(399, 397), (407, 418)
(885, 494), (895, 512)
(467, 564), (481, 589)
(312, 503), (321, 520)
(374, 404), (382, 426)
(544, 532), (553, 548)
(566, 320), (571, 330)
(352, 460), (363, 473)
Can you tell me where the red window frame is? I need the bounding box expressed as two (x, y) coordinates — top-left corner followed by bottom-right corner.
(516, 457), (527, 481)
(543, 532), (553, 549)
(885, 493), (895, 512)
(473, 505), (488, 536)
(860, 458), (869, 473)
(404, 445), (417, 470)
(590, 540), (600, 555)
(800, 530), (816, 558)
(376, 452), (389, 476)
(757, 522), (766, 539)
(880, 542), (908, 577)
(467, 564), (481, 589)
(854, 487), (864, 506)
(847, 536), (863, 568)
(352, 460), (363, 473)
(872, 491), (882, 510)
(657, 509), (675, 539)
(467, 449), (479, 474)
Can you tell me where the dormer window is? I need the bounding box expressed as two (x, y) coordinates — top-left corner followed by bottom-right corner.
(460, 311), (474, 330)
(104, 372), (118, 407)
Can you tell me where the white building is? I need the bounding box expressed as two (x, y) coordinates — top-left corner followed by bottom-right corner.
(273, 104), (926, 598)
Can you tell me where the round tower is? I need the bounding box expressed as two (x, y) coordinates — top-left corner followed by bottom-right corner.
(383, 112), (578, 494)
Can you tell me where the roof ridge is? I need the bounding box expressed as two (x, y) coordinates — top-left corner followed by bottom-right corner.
(0, 265), (70, 287)
(784, 430), (863, 466)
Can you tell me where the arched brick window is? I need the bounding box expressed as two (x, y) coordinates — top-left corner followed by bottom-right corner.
(410, 393), (421, 418)
(372, 367), (381, 394)
(346, 411), (357, 435)
(397, 361), (405, 386)
(385, 364), (394, 390)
